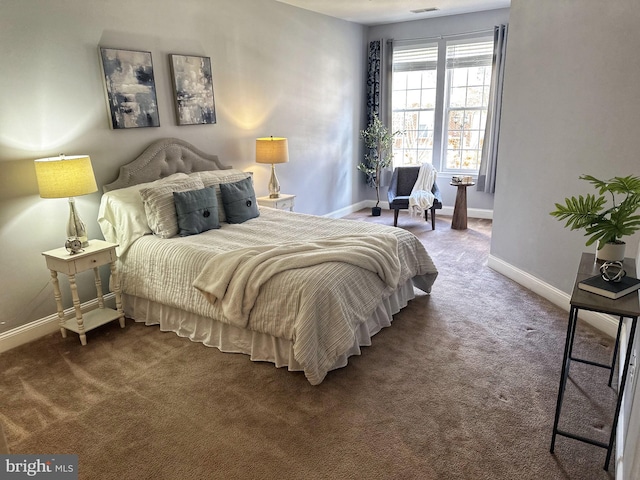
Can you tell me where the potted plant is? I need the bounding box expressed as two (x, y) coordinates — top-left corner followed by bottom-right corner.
(550, 174), (640, 261)
(357, 114), (400, 216)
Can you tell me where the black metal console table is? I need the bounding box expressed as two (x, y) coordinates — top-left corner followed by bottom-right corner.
(550, 252), (639, 470)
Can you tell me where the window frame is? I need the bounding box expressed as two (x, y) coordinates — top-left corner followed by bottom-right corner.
(391, 42), (440, 169)
(390, 33), (494, 176)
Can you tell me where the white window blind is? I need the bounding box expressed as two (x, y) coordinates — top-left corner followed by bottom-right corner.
(393, 45), (438, 72)
(390, 34), (494, 173)
(446, 41), (493, 69)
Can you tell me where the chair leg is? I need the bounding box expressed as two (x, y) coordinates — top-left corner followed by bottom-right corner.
(393, 209), (399, 227)
(431, 207), (436, 230)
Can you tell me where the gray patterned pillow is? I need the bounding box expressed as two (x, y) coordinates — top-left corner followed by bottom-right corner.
(139, 177), (205, 238)
(190, 170), (252, 223)
(173, 186), (220, 236)
(219, 177), (259, 224)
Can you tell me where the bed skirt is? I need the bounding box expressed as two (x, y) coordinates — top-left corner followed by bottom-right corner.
(122, 278), (418, 383)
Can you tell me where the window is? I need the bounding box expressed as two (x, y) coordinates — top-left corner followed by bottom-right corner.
(443, 41), (493, 171)
(391, 36), (493, 174)
(391, 44), (438, 167)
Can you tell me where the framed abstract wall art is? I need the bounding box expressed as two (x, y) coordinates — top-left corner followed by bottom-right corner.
(99, 47), (160, 129)
(169, 54), (217, 126)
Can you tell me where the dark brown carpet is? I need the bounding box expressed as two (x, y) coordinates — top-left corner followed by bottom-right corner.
(1, 210), (617, 479)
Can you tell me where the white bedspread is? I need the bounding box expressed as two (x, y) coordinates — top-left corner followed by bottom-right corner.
(193, 234), (401, 327)
(116, 208), (438, 384)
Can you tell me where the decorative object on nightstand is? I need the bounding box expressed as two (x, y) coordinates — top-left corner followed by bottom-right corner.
(257, 193), (295, 211)
(42, 239), (125, 346)
(255, 136), (289, 198)
(34, 154), (98, 248)
(65, 237), (84, 255)
(577, 261), (640, 299)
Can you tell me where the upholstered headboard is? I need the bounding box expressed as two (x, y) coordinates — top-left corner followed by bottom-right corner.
(103, 138), (231, 192)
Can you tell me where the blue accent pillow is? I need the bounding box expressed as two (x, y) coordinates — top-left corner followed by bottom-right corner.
(219, 177), (260, 224)
(173, 186), (220, 236)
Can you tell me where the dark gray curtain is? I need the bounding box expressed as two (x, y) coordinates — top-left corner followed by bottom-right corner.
(366, 40), (382, 126)
(477, 24), (508, 194)
(364, 40), (382, 187)
(365, 39), (396, 187)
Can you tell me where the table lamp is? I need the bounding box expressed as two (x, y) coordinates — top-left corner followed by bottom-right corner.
(255, 136), (289, 198)
(34, 154), (98, 247)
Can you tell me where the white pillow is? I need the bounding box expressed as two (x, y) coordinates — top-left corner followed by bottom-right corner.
(139, 176), (205, 238)
(98, 173), (190, 255)
(190, 170), (252, 222)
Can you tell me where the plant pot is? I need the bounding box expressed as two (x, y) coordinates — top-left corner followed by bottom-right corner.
(371, 206), (382, 217)
(596, 241), (626, 262)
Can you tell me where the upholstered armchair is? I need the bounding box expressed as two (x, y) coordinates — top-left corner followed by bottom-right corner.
(387, 166), (443, 229)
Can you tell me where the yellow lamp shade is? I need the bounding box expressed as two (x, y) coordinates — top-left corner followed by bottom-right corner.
(255, 137), (289, 165)
(34, 155), (98, 198)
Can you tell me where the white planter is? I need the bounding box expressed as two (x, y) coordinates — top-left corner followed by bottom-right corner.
(596, 241), (626, 262)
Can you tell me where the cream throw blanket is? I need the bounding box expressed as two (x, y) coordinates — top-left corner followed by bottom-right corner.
(409, 163), (437, 218)
(193, 234), (401, 328)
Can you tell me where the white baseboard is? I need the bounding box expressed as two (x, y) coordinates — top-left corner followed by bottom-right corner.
(466, 207), (493, 220)
(487, 254), (619, 337)
(439, 206), (493, 219)
(0, 294), (116, 354)
(324, 200), (372, 219)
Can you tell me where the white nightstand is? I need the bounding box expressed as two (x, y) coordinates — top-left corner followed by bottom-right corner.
(257, 194), (296, 211)
(42, 239), (125, 345)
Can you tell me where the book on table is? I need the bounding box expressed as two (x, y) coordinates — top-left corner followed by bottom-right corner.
(578, 274), (640, 299)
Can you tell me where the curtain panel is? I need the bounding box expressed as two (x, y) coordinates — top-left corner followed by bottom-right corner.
(477, 24), (508, 194)
(364, 40), (394, 187)
(366, 40), (382, 126)
(363, 40), (382, 187)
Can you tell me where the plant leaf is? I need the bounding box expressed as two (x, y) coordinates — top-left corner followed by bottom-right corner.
(550, 194), (605, 230)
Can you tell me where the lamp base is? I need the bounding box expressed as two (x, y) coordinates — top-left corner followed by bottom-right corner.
(268, 164), (281, 199)
(67, 197), (89, 247)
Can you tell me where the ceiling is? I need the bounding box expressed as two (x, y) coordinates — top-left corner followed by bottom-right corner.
(275, 0), (510, 26)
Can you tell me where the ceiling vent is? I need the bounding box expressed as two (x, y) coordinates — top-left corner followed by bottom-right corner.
(410, 7), (439, 13)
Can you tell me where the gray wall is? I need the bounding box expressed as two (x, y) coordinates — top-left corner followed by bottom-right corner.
(367, 8), (510, 211)
(0, 0), (366, 332)
(493, 0), (640, 293)
(494, 2), (640, 473)
(5, 0), (637, 344)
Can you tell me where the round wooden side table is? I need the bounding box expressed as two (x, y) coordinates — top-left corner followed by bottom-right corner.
(450, 182), (475, 230)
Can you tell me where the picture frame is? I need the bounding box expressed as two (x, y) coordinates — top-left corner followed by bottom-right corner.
(99, 47), (160, 129)
(169, 54), (217, 126)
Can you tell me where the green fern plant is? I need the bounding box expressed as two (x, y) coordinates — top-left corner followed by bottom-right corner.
(550, 175), (640, 248)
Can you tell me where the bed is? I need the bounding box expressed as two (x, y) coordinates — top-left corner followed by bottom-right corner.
(98, 138), (438, 385)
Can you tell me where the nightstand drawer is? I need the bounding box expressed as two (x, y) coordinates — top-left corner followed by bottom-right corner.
(272, 197), (294, 210)
(73, 249), (116, 273)
(257, 194), (296, 211)
(44, 248), (115, 275)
